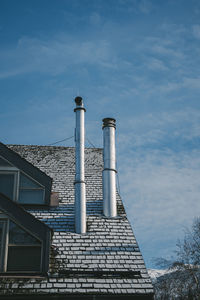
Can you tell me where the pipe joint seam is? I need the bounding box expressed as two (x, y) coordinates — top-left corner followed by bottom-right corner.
(74, 180), (86, 185)
(74, 107), (86, 112)
(103, 168), (117, 173)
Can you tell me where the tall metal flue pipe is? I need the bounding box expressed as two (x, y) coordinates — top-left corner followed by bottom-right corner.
(102, 118), (117, 217)
(74, 96), (86, 233)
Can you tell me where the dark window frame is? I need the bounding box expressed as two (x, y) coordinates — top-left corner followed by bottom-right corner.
(0, 168), (18, 202)
(0, 159), (45, 205)
(0, 215), (43, 273)
(0, 193), (53, 274)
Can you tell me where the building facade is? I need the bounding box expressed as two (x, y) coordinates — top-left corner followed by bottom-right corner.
(0, 99), (154, 299)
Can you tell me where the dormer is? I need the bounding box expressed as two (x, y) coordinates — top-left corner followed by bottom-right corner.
(0, 193), (52, 274)
(0, 143), (52, 206)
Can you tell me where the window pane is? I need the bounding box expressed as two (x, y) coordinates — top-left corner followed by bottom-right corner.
(7, 246), (41, 271)
(0, 173), (14, 200)
(0, 157), (12, 166)
(18, 190), (44, 204)
(0, 221), (3, 246)
(9, 221), (40, 245)
(20, 174), (41, 189)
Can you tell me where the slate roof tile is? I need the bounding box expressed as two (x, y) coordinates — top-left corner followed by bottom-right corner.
(0, 145), (154, 298)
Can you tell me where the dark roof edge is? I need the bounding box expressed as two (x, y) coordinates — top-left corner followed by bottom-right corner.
(0, 193), (53, 240)
(1, 142), (52, 181)
(0, 292), (154, 299)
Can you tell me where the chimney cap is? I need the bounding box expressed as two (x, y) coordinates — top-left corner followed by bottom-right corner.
(74, 96), (86, 112)
(75, 96), (83, 106)
(102, 118), (116, 129)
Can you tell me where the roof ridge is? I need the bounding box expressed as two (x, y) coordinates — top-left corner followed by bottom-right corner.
(7, 144), (103, 150)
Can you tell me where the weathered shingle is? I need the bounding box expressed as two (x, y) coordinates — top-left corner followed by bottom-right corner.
(0, 145), (154, 298)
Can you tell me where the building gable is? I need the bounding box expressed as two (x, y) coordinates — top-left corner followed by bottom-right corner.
(0, 142), (52, 205)
(0, 192), (52, 274)
(0, 145), (154, 299)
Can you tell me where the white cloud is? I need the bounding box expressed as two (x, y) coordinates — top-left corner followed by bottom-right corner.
(118, 108), (200, 150)
(119, 147), (200, 263)
(154, 77), (200, 95)
(183, 77), (200, 89)
(192, 24), (200, 39)
(0, 36), (115, 79)
(115, 107), (200, 265)
(138, 0), (152, 14)
(89, 12), (102, 26)
(147, 57), (168, 71)
(151, 43), (185, 59)
(118, 0), (153, 14)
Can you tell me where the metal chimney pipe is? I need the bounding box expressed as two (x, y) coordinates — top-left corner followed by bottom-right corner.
(102, 118), (117, 217)
(74, 96), (86, 234)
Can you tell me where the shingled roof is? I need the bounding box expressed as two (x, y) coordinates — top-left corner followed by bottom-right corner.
(0, 144), (154, 299)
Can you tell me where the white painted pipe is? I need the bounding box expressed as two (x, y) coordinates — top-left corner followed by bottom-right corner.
(102, 118), (117, 217)
(74, 97), (86, 234)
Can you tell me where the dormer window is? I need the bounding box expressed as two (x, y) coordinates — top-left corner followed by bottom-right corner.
(0, 216), (42, 272)
(0, 156), (45, 205)
(19, 174), (44, 204)
(7, 220), (42, 272)
(0, 143), (52, 206)
(0, 171), (17, 201)
(0, 193), (52, 274)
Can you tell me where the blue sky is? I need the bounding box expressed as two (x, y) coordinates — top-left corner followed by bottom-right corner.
(1, 0), (200, 268)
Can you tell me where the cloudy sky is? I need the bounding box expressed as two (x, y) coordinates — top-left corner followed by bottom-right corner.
(1, 0), (200, 268)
